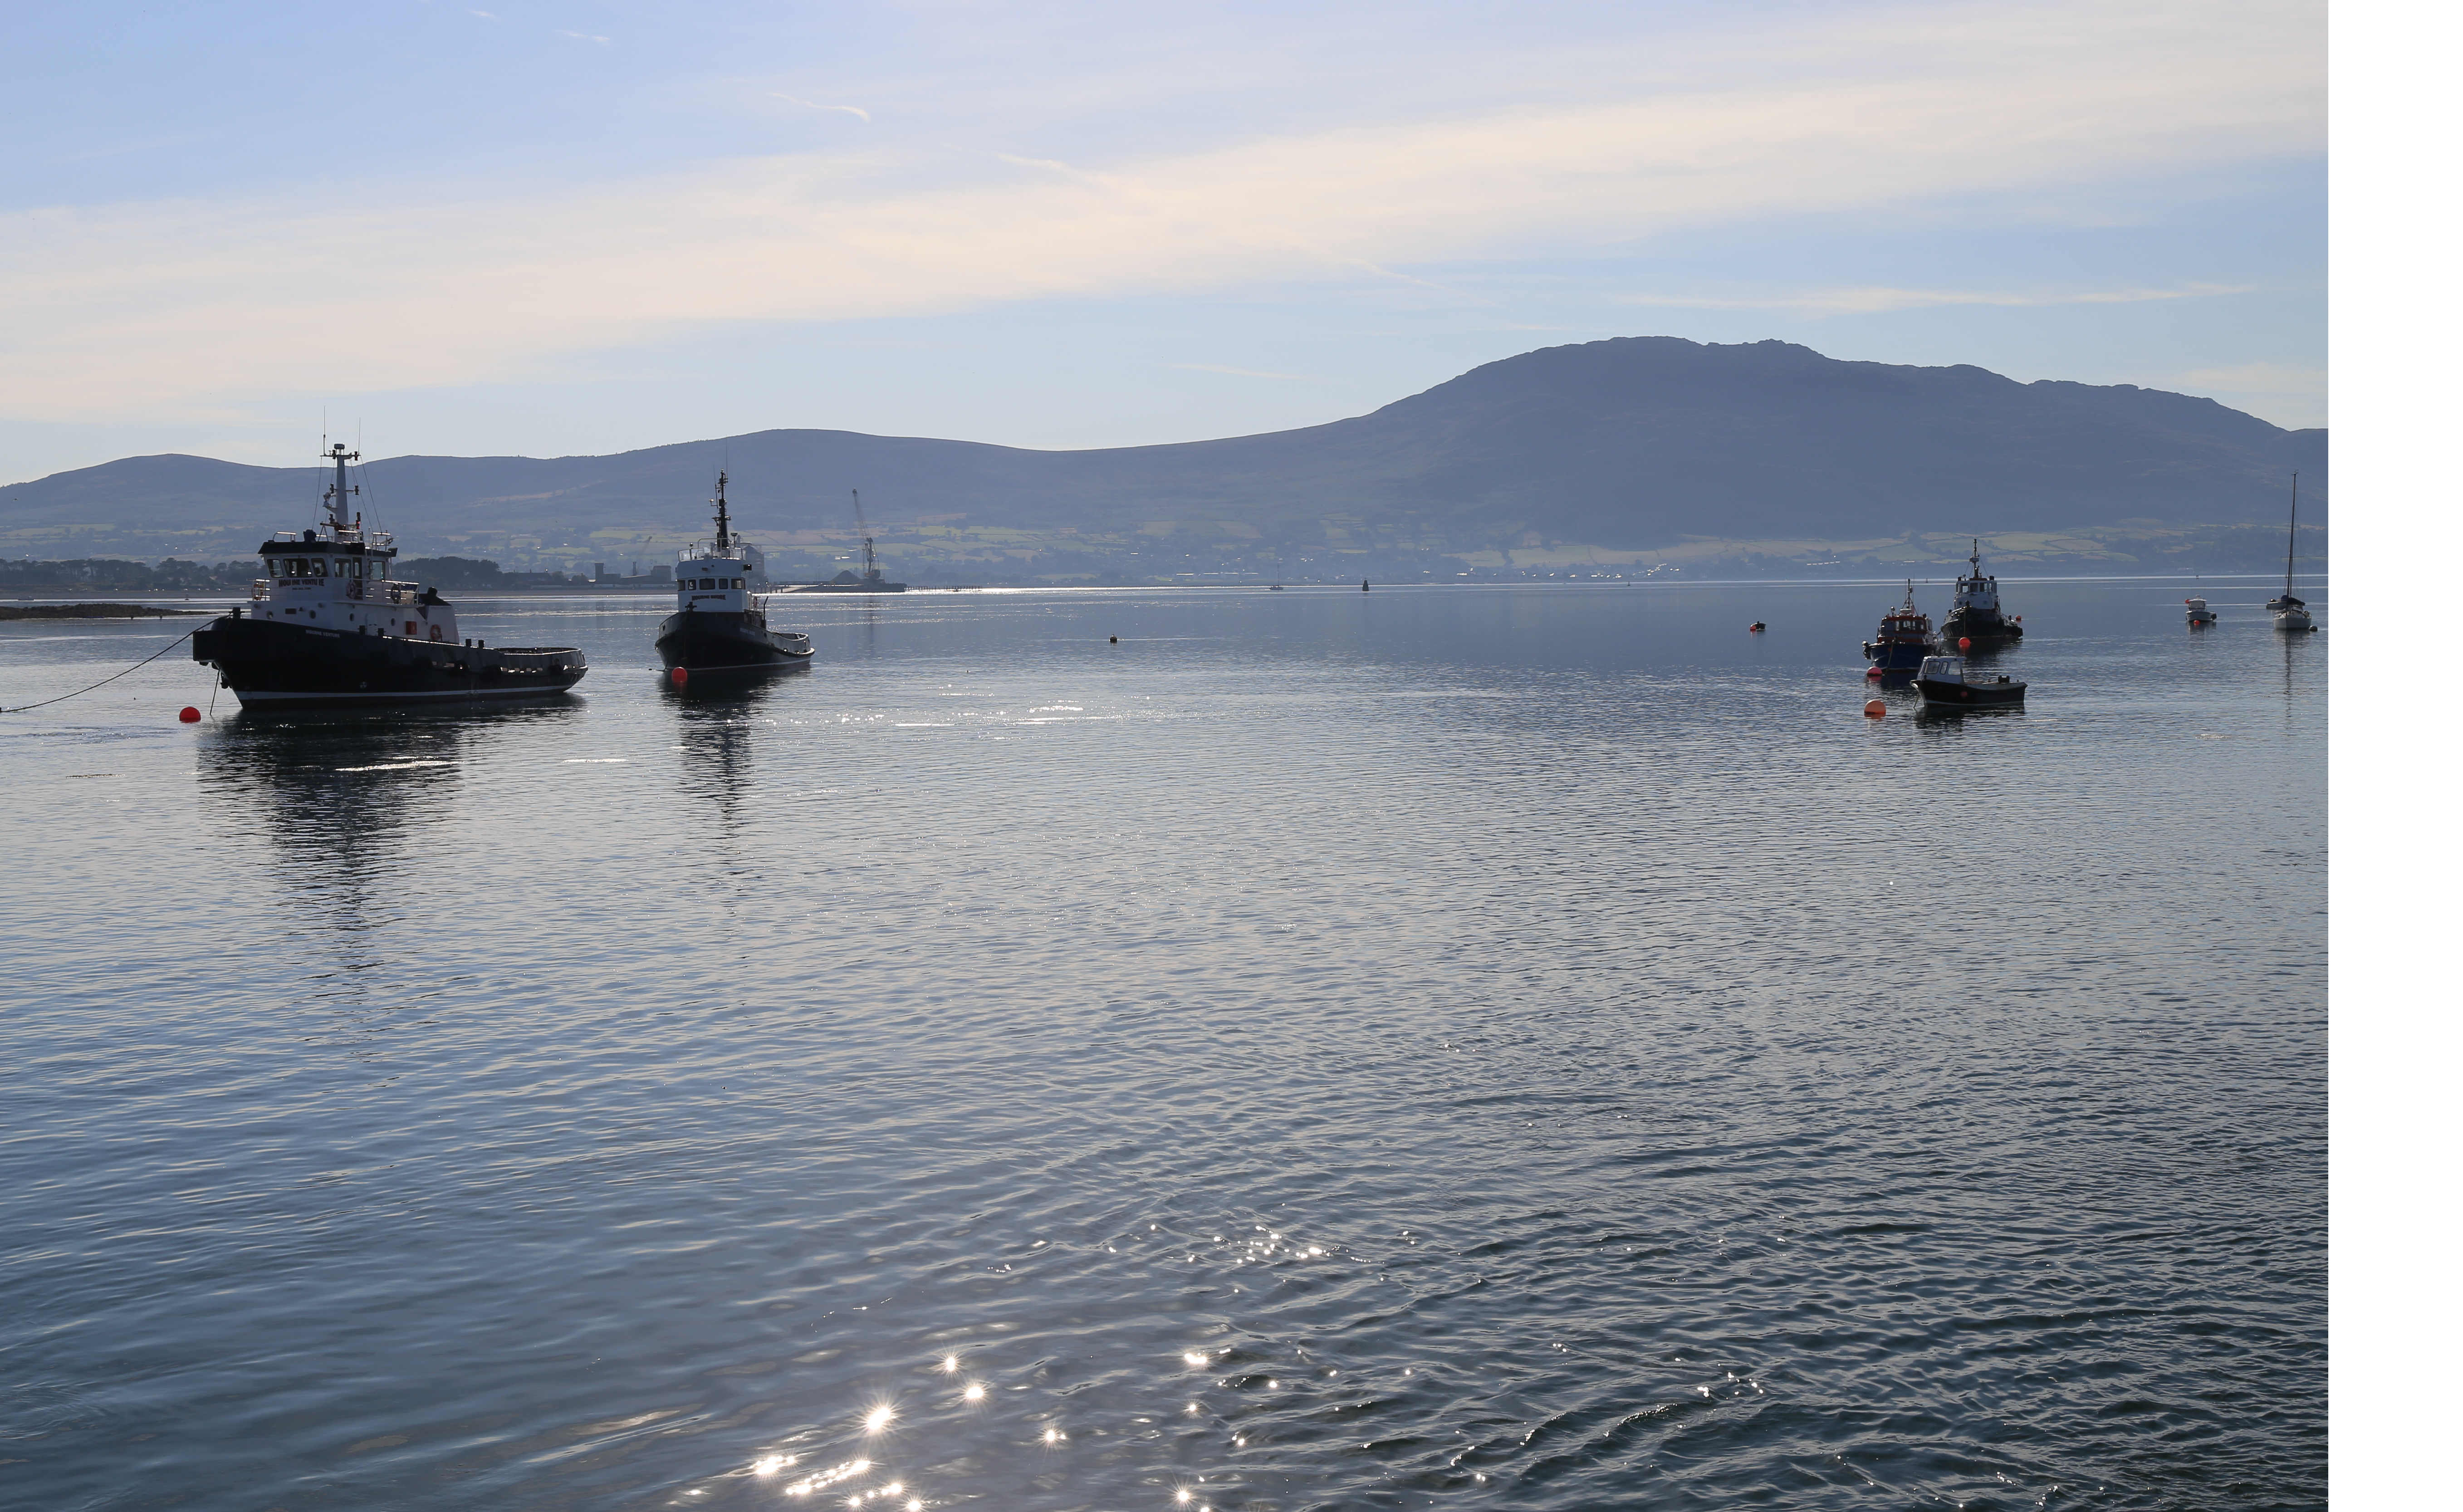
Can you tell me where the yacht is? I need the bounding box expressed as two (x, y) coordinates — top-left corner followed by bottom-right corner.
(2185, 597), (2217, 627)
(656, 472), (815, 675)
(2268, 473), (2316, 631)
(189, 443), (587, 706)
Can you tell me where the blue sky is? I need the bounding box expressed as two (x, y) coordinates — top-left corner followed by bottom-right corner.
(0, 0), (2324, 482)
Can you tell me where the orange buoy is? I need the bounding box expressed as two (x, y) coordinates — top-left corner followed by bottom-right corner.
(1957, 636), (1972, 651)
(178, 706), (202, 723)
(1865, 666), (1885, 680)
(669, 666), (688, 689)
(1863, 700), (1886, 718)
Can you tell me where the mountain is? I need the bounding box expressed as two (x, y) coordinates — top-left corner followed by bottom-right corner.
(0, 337), (2323, 565)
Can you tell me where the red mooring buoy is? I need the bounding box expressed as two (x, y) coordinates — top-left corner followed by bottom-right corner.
(1863, 700), (1886, 719)
(178, 706), (202, 723)
(669, 666), (688, 689)
(1866, 666), (1885, 680)
(1957, 636), (1973, 651)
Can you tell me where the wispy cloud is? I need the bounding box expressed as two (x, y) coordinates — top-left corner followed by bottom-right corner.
(0, 0), (2321, 421)
(467, 9), (497, 20)
(1618, 282), (2256, 314)
(770, 93), (870, 122)
(556, 29), (612, 47)
(1170, 363), (1319, 381)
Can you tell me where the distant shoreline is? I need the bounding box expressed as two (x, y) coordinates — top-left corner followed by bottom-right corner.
(0, 602), (209, 621)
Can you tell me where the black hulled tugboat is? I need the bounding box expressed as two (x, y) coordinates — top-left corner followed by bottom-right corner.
(190, 443), (587, 706)
(655, 472), (814, 676)
(1862, 581), (1940, 680)
(1941, 540), (2023, 647)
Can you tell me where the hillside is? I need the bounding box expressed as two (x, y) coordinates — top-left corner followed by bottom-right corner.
(0, 338), (2324, 571)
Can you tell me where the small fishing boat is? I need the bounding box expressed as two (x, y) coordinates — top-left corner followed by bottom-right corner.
(191, 442), (587, 706)
(1915, 653), (2024, 707)
(1942, 541), (2023, 647)
(2268, 472), (2316, 631)
(2186, 597), (2217, 627)
(656, 472), (815, 675)
(1862, 582), (1938, 679)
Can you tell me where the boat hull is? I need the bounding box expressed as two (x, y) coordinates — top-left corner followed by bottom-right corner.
(191, 614), (586, 707)
(1863, 637), (1937, 674)
(1916, 675), (2025, 706)
(656, 609), (813, 672)
(1941, 611), (2022, 646)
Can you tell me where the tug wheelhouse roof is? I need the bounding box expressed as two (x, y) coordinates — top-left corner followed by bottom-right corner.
(257, 536), (390, 555)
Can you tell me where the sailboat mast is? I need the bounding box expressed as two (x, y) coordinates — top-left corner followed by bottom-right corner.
(852, 489), (876, 579)
(2284, 471), (2298, 597)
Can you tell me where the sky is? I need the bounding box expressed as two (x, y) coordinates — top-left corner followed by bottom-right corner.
(0, 0), (2325, 483)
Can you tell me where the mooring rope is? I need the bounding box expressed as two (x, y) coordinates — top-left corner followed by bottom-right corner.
(0, 617), (215, 714)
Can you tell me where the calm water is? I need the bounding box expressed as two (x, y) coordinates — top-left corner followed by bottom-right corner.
(2, 580), (2326, 1511)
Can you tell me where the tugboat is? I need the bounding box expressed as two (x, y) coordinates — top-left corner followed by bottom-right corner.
(655, 472), (815, 675)
(1941, 541), (2023, 647)
(1862, 582), (1940, 679)
(190, 443), (588, 706)
(1915, 653), (2025, 707)
(2268, 472), (2316, 631)
(810, 490), (906, 592)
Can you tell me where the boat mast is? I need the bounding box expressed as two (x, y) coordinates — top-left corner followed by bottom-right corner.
(712, 471), (732, 553)
(2285, 471), (2298, 598)
(852, 489), (876, 580)
(321, 441), (360, 533)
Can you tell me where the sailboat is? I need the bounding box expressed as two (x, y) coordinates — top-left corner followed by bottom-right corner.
(2268, 473), (2316, 632)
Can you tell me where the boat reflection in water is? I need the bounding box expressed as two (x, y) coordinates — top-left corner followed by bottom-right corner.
(191, 707), (574, 1013)
(668, 673), (793, 831)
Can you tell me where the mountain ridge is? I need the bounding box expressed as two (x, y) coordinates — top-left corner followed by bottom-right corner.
(0, 337), (2324, 566)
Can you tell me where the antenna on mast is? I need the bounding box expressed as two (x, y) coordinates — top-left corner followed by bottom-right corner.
(712, 470), (732, 553)
(319, 440), (361, 533)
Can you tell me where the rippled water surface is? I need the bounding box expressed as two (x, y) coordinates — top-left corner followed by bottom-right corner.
(3, 581), (2325, 1511)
